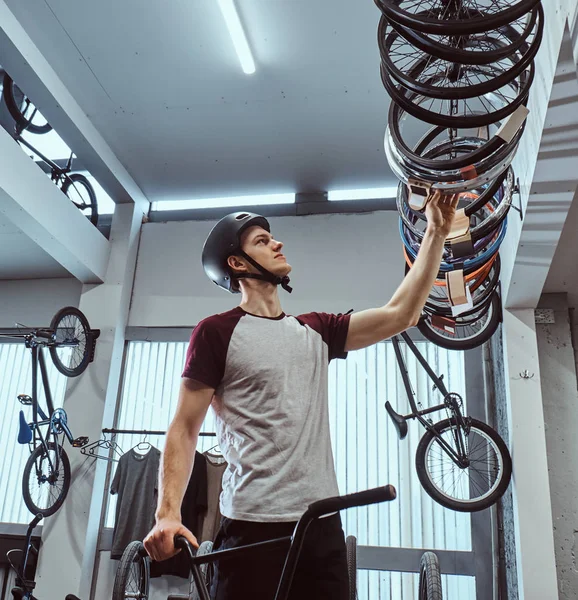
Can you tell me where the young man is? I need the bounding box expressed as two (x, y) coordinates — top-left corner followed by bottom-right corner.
(144, 192), (459, 599)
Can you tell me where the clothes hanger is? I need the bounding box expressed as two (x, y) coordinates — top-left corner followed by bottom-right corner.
(132, 432), (152, 455)
(203, 440), (225, 463)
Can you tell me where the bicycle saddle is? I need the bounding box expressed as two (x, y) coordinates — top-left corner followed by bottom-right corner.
(385, 401), (408, 440)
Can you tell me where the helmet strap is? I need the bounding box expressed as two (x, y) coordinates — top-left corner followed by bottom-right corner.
(234, 251), (293, 293)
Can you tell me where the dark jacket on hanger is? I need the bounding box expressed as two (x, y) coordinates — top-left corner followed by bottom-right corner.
(150, 450), (208, 578)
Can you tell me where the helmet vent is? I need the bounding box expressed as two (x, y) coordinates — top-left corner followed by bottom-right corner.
(235, 213), (250, 220)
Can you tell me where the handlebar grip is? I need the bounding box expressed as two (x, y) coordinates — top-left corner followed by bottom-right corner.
(138, 543), (149, 558)
(174, 535), (196, 558)
(31, 513), (43, 528)
(307, 485), (397, 517)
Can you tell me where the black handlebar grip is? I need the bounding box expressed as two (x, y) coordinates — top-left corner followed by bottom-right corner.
(307, 485), (397, 517)
(31, 513), (43, 528)
(174, 534), (197, 558)
(138, 543), (149, 558)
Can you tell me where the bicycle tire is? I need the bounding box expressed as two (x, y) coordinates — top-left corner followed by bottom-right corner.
(418, 552), (443, 600)
(60, 173), (99, 226)
(416, 417), (512, 512)
(417, 291), (502, 351)
(189, 540), (214, 600)
(346, 535), (357, 600)
(381, 7), (539, 66)
(374, 0), (540, 35)
(2, 74), (52, 134)
(381, 60), (534, 129)
(112, 541), (150, 600)
(398, 173), (513, 245)
(22, 442), (71, 517)
(49, 307), (92, 377)
(379, 14), (540, 101)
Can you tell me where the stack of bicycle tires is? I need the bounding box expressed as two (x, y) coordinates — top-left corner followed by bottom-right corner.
(373, 0), (543, 350)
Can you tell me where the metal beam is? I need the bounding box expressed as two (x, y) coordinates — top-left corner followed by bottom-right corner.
(0, 125), (109, 282)
(0, 0), (149, 214)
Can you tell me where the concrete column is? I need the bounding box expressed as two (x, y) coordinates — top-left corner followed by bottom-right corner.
(535, 293), (578, 600)
(33, 203), (144, 600)
(501, 309), (559, 600)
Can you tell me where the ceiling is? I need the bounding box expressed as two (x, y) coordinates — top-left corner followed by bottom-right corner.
(2, 0), (578, 303)
(4, 0), (396, 202)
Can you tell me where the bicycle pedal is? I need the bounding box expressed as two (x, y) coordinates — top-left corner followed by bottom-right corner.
(17, 394), (33, 405)
(72, 436), (89, 448)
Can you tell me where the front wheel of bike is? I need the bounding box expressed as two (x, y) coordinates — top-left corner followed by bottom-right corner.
(415, 418), (512, 512)
(22, 442), (71, 517)
(418, 552), (443, 600)
(113, 541), (150, 600)
(49, 306), (92, 377)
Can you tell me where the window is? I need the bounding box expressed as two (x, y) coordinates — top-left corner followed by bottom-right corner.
(104, 337), (482, 599)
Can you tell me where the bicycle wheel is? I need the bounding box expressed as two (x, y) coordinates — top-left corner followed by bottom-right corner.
(346, 535), (357, 600)
(416, 417), (512, 512)
(381, 7), (539, 66)
(2, 74), (52, 134)
(22, 441), (71, 517)
(417, 291), (502, 350)
(418, 552), (443, 600)
(60, 173), (99, 226)
(189, 540), (214, 600)
(49, 307), (91, 377)
(374, 0), (540, 35)
(113, 541), (150, 600)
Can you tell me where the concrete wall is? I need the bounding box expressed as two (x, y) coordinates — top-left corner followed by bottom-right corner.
(129, 211), (403, 327)
(0, 277), (81, 327)
(536, 293), (578, 600)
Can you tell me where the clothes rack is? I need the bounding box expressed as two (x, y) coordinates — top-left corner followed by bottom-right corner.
(102, 428), (216, 436)
(80, 429), (218, 461)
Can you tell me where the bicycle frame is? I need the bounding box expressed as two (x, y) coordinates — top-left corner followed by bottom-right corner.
(28, 343), (76, 467)
(0, 329), (77, 473)
(16, 133), (74, 184)
(174, 485), (397, 600)
(390, 331), (469, 467)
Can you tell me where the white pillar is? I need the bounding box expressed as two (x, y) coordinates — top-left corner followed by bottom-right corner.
(502, 309), (559, 600)
(33, 203), (144, 600)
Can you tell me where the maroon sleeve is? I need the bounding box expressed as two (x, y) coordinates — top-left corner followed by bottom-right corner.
(181, 317), (229, 389)
(297, 312), (351, 361)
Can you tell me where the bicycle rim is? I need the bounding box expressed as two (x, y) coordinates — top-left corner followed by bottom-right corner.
(50, 308), (90, 376)
(423, 422), (505, 506)
(24, 442), (69, 515)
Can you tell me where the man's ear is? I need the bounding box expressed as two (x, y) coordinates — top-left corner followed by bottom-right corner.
(227, 255), (247, 273)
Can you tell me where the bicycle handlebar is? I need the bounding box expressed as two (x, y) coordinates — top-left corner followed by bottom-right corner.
(173, 484), (397, 557)
(306, 485), (396, 517)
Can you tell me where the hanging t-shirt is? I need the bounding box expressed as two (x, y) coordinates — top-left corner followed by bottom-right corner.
(200, 452), (227, 543)
(110, 447), (161, 559)
(150, 451), (208, 578)
(182, 307), (350, 522)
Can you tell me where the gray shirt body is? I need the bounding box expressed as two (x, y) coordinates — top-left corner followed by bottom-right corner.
(182, 307), (350, 522)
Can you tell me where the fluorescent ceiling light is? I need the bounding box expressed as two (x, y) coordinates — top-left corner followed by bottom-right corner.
(328, 187), (399, 201)
(152, 193), (295, 211)
(217, 0), (256, 75)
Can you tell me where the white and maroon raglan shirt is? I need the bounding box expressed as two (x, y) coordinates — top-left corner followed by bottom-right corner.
(182, 307), (351, 522)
